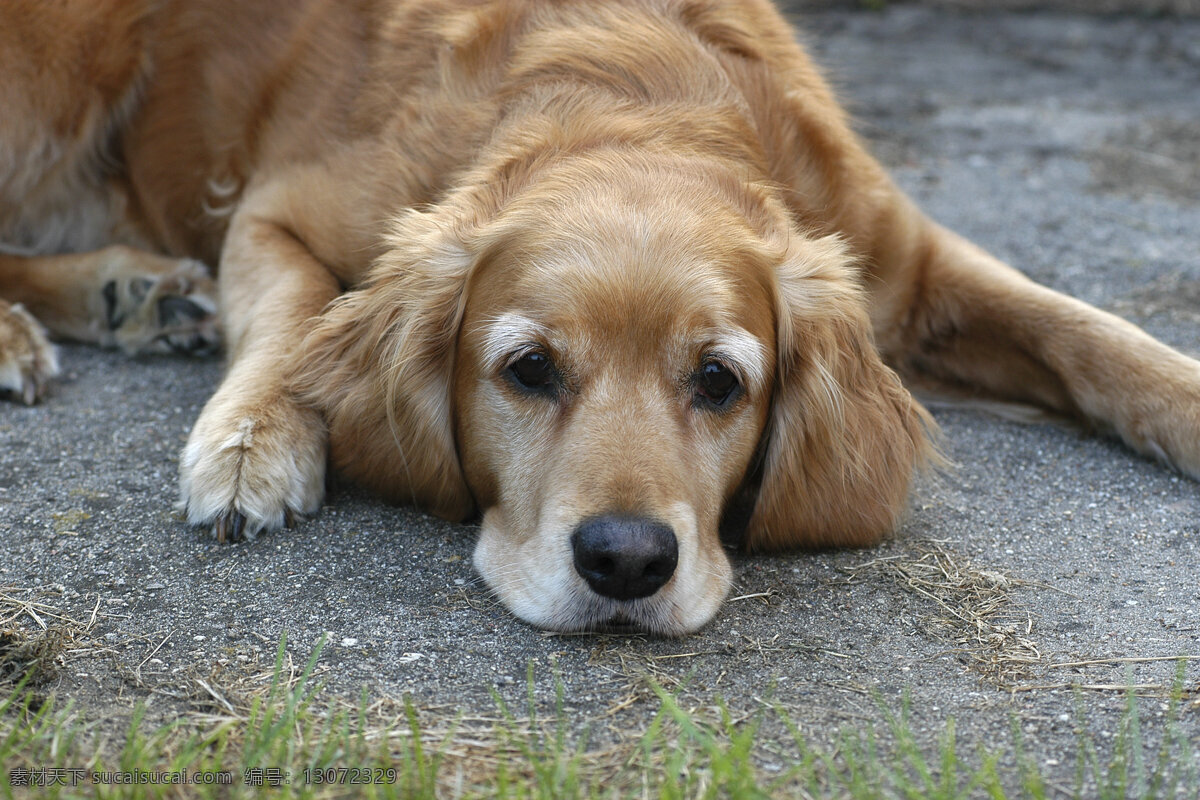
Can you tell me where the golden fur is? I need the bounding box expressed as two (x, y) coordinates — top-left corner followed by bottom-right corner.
(0, 0), (219, 391)
(5, 0), (1200, 633)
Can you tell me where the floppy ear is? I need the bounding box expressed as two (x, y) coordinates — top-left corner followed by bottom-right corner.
(289, 209), (476, 521)
(744, 235), (936, 550)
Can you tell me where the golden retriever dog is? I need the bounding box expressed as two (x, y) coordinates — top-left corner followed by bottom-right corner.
(5, 0), (1200, 634)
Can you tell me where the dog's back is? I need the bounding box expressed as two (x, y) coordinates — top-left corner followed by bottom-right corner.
(0, 0), (155, 254)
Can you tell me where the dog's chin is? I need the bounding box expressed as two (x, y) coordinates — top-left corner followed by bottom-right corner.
(479, 569), (726, 637)
(589, 607), (672, 635)
(528, 594), (707, 637)
(560, 596), (678, 636)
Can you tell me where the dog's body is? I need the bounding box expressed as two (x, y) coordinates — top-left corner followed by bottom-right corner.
(0, 0), (220, 397)
(5, 0), (1199, 634)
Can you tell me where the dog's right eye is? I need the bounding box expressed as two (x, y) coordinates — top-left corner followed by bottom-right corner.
(507, 351), (558, 396)
(694, 359), (741, 410)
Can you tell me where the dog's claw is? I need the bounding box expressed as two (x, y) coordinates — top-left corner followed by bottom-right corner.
(2, 371), (41, 406)
(207, 509), (306, 542)
(19, 377), (36, 405)
(212, 511), (249, 544)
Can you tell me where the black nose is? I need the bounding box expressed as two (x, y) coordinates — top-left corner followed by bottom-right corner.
(571, 516), (678, 601)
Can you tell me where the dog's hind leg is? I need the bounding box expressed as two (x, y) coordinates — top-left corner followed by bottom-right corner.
(874, 220), (1200, 479)
(0, 246), (221, 356)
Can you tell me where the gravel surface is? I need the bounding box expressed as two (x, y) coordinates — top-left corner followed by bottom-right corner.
(3, 4), (1199, 789)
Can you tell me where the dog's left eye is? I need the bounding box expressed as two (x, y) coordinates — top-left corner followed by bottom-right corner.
(507, 350), (558, 396)
(694, 359), (740, 409)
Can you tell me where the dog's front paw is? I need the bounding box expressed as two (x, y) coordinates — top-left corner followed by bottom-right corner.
(179, 389), (326, 542)
(0, 301), (60, 404)
(98, 246), (221, 355)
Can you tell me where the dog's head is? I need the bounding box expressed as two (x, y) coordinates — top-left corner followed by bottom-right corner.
(294, 153), (931, 635)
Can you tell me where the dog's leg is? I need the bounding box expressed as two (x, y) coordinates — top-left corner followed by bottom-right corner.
(0, 246), (220, 356)
(0, 298), (59, 404)
(178, 198), (340, 541)
(877, 217), (1200, 477)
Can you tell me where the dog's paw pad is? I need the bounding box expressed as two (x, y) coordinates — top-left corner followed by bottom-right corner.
(155, 291), (220, 354)
(0, 303), (60, 405)
(100, 252), (221, 355)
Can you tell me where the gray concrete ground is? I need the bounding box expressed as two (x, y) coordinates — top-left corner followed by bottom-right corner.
(3, 3), (1199, 792)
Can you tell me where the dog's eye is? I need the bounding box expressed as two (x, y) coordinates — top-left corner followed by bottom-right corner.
(507, 350), (557, 395)
(694, 359), (740, 409)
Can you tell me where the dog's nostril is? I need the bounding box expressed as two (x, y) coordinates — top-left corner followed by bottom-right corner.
(571, 515), (678, 601)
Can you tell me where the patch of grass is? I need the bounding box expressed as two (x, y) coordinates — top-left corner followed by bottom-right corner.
(839, 540), (1045, 685)
(1, 634), (1197, 799)
(0, 587), (89, 688)
(0, 627), (68, 687)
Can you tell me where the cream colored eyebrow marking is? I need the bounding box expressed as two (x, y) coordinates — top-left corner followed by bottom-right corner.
(709, 327), (768, 389)
(480, 312), (551, 368)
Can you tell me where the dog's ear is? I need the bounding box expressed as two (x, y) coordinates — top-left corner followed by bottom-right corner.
(290, 209), (476, 521)
(744, 235), (935, 550)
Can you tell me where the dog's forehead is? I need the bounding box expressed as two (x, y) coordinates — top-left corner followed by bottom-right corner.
(483, 219), (775, 332)
(485, 242), (768, 351)
(465, 163), (782, 366)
